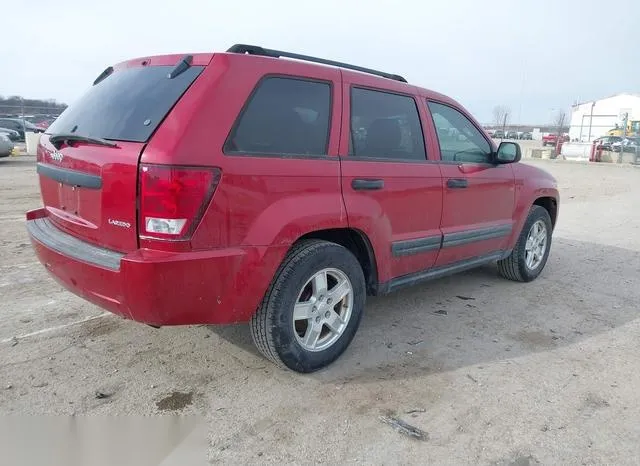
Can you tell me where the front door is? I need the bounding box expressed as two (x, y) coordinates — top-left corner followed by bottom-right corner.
(425, 101), (515, 266)
(339, 79), (443, 285)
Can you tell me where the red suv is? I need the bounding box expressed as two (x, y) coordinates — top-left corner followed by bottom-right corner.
(27, 45), (559, 372)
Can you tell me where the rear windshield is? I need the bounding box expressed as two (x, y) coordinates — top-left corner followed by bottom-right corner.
(47, 65), (203, 142)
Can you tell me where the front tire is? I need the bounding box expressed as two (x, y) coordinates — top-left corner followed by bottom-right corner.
(250, 240), (366, 373)
(497, 205), (553, 282)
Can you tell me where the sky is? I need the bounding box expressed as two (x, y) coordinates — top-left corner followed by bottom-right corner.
(2, 0), (638, 124)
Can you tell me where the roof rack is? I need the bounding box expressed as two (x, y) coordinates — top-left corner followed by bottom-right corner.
(226, 44), (407, 83)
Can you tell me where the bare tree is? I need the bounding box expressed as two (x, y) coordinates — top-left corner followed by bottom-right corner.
(492, 105), (510, 130)
(553, 110), (566, 136)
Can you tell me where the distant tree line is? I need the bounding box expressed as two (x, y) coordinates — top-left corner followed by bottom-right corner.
(0, 96), (67, 116)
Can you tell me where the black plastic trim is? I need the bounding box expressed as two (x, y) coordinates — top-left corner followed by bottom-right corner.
(226, 44), (407, 82)
(442, 224), (512, 248)
(340, 156), (436, 164)
(447, 178), (468, 189)
(27, 218), (123, 271)
(37, 163), (102, 189)
(352, 179), (384, 190)
(167, 55), (193, 79)
(392, 235), (442, 257)
(381, 250), (508, 294)
(93, 66), (114, 86)
(226, 153), (337, 161)
(438, 160), (507, 167)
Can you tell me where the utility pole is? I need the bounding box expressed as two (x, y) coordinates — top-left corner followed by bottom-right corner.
(20, 97), (25, 134)
(557, 113), (565, 136)
(587, 102), (596, 141)
(502, 113), (507, 139)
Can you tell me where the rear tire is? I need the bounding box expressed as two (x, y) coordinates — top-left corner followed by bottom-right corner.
(250, 240), (366, 373)
(497, 205), (553, 282)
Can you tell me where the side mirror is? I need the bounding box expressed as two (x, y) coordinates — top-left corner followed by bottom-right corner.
(495, 141), (521, 164)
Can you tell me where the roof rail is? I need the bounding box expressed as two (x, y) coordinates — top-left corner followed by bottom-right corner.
(226, 44), (407, 83)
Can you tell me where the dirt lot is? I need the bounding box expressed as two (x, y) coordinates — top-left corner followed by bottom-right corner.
(1, 156), (639, 465)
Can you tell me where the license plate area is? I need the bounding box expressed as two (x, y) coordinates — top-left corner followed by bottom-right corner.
(58, 183), (79, 215)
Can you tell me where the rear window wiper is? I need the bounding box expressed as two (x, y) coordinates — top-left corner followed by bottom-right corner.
(49, 133), (118, 148)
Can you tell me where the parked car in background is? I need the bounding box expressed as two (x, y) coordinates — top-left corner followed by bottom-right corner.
(0, 133), (14, 158)
(36, 119), (56, 130)
(0, 127), (21, 142)
(594, 136), (623, 151)
(625, 137), (640, 153)
(506, 130), (518, 139)
(541, 134), (555, 146)
(26, 44), (559, 372)
(492, 129), (505, 138)
(542, 133), (569, 147)
(611, 137), (640, 153)
(26, 115), (58, 130)
(611, 140), (623, 152)
(0, 118), (44, 141)
(520, 132), (532, 140)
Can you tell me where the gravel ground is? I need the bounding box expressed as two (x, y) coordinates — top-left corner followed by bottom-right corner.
(1, 156), (639, 465)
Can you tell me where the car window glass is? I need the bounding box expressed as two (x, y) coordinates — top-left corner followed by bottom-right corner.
(226, 77), (331, 156)
(350, 88), (426, 161)
(428, 102), (492, 163)
(48, 65), (203, 142)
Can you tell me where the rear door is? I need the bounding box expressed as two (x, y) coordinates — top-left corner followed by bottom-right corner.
(37, 55), (210, 252)
(340, 76), (443, 285)
(425, 101), (515, 266)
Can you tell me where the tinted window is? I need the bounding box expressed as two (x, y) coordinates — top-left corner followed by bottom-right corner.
(47, 65), (204, 142)
(350, 88), (425, 161)
(225, 77), (331, 156)
(428, 102), (492, 163)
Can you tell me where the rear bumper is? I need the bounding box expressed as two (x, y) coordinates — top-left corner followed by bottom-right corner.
(26, 209), (284, 326)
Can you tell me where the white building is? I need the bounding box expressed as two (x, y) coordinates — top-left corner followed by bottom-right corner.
(569, 93), (640, 142)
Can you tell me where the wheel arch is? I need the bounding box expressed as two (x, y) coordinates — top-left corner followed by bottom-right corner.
(297, 228), (379, 295)
(533, 196), (558, 229)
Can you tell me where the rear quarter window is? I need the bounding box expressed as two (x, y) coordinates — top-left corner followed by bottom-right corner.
(47, 65), (204, 143)
(224, 77), (332, 156)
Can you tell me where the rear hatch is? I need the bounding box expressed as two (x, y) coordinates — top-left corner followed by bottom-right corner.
(37, 55), (209, 252)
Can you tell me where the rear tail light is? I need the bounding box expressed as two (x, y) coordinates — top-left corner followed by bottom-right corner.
(138, 164), (221, 240)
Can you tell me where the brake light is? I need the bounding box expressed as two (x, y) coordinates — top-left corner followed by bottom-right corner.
(139, 164), (221, 240)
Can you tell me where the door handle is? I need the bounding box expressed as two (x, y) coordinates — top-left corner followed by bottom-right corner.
(447, 178), (468, 189)
(352, 179), (384, 190)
